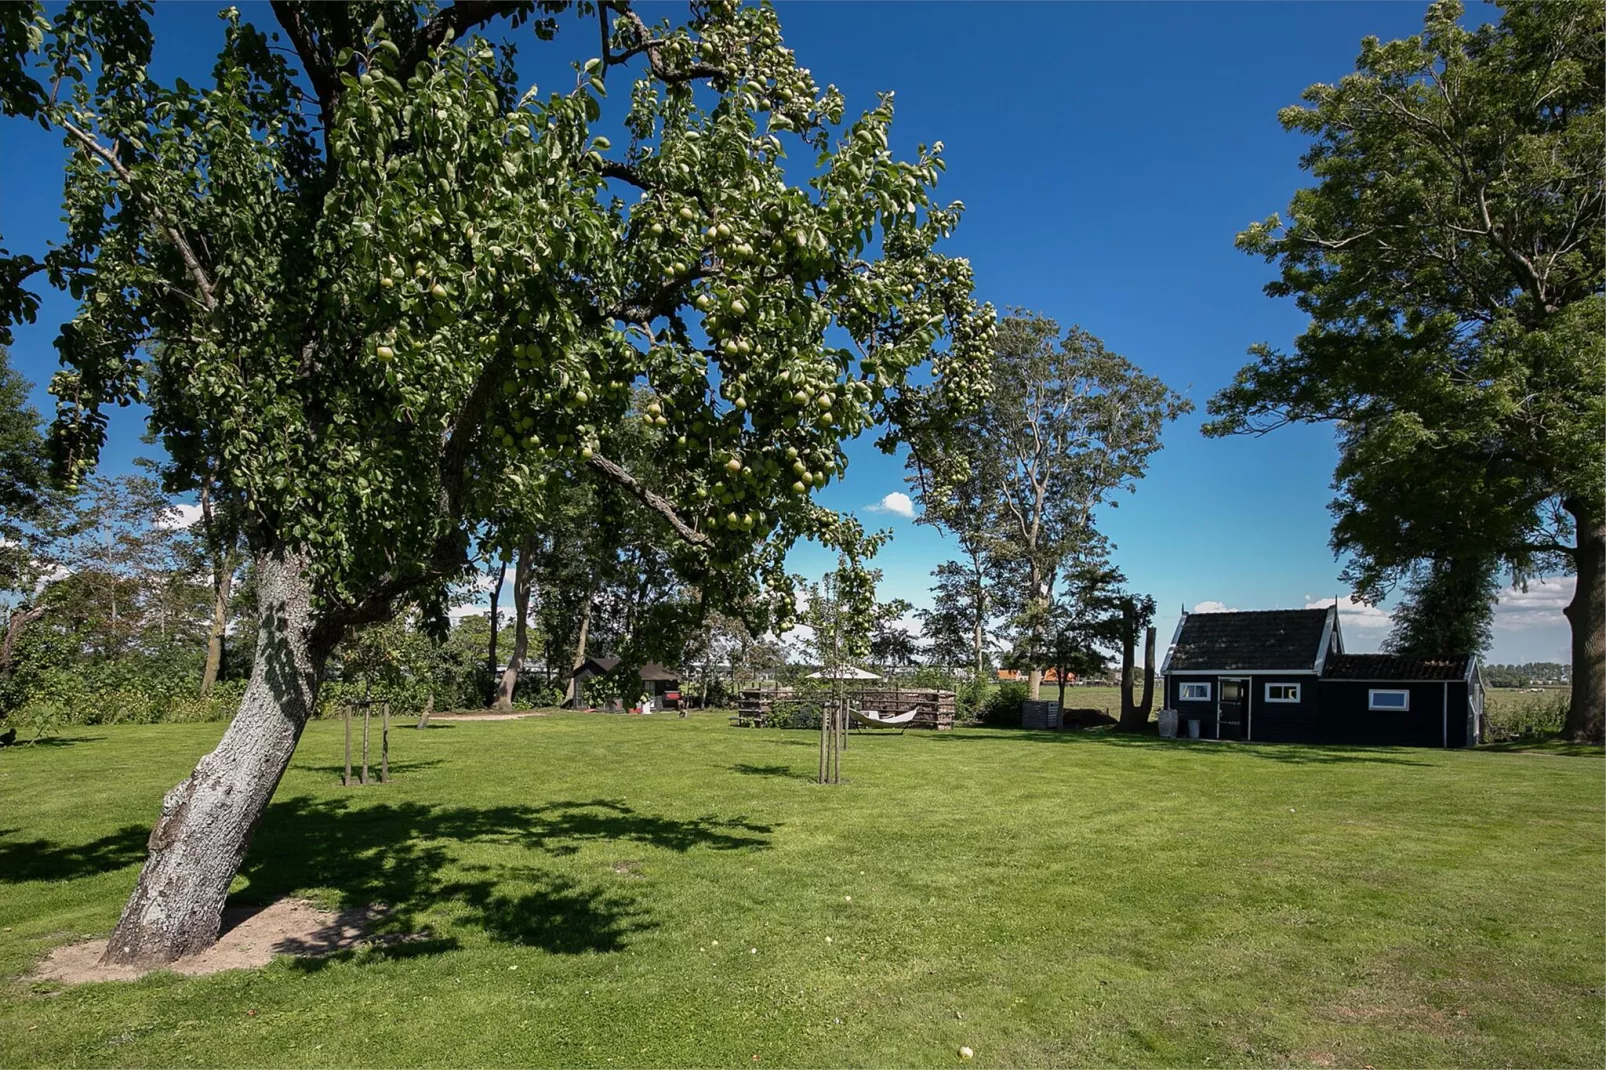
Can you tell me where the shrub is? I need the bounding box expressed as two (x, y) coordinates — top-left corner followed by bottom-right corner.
(979, 682), (1028, 728)
(767, 696), (824, 730)
(1485, 690), (1569, 741)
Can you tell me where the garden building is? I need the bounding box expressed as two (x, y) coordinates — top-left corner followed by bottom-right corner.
(569, 656), (682, 709)
(1160, 607), (1484, 748)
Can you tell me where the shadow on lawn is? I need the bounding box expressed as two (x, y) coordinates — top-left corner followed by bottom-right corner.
(729, 762), (812, 781)
(919, 729), (1432, 766)
(0, 824), (149, 883)
(294, 758), (447, 778)
(4, 734), (109, 749)
(239, 796), (771, 957)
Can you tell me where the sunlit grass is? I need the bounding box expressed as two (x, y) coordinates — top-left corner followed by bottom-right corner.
(1, 713), (1601, 1067)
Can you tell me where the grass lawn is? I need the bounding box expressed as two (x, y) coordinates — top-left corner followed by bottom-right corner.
(1, 713), (1602, 1067)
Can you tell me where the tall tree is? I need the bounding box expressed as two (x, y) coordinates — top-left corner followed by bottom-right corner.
(909, 426), (995, 677)
(0, 347), (55, 683)
(921, 311), (1188, 699)
(1384, 554), (1500, 657)
(1210, 0), (1603, 741)
(8, 1), (990, 963)
(492, 534), (536, 710)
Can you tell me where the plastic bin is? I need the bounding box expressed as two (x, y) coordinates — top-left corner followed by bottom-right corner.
(1157, 709), (1178, 739)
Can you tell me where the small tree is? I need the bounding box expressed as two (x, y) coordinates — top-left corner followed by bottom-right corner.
(801, 524), (886, 784)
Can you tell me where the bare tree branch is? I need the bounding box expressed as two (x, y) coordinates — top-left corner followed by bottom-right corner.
(59, 118), (217, 313)
(587, 452), (710, 546)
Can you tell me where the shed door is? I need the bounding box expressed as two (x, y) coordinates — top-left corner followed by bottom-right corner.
(1219, 678), (1248, 741)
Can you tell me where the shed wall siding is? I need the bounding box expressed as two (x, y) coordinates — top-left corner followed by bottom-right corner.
(1312, 680), (1468, 747)
(1244, 674), (1320, 743)
(1166, 675), (1218, 737)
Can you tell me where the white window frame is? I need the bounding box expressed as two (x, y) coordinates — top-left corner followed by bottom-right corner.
(1264, 683), (1301, 703)
(1368, 688), (1410, 711)
(1178, 681), (1211, 702)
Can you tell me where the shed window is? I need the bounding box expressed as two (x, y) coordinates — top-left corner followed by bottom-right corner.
(1265, 683), (1301, 703)
(1178, 682), (1211, 701)
(1368, 689), (1410, 711)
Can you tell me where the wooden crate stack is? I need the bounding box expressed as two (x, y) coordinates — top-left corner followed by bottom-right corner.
(732, 686), (956, 730)
(733, 687), (794, 727)
(855, 688), (956, 731)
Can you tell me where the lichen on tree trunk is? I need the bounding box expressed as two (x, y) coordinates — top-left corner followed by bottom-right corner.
(100, 547), (327, 967)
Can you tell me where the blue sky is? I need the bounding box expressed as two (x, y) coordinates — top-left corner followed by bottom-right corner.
(0, 2), (1575, 664)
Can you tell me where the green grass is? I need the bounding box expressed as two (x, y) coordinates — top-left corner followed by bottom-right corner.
(1, 714), (1602, 1067)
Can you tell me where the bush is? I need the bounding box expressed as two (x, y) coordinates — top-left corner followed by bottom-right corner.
(767, 696), (824, 730)
(979, 682), (1028, 728)
(1485, 690), (1569, 741)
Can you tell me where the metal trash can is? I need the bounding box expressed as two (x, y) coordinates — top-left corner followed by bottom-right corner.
(1186, 718), (1201, 740)
(1157, 709), (1178, 738)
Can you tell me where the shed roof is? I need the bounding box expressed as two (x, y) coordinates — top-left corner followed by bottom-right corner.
(573, 656), (679, 682)
(1165, 608), (1330, 672)
(1322, 653), (1473, 681)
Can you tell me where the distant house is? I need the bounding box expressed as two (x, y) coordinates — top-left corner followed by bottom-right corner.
(1160, 607), (1484, 748)
(996, 668), (1078, 685)
(569, 656), (681, 709)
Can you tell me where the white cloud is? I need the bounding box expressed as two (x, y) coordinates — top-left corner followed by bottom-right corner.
(1304, 593), (1393, 635)
(1493, 576), (1574, 631)
(154, 503), (204, 531)
(1191, 600), (1236, 614)
(866, 492), (916, 519)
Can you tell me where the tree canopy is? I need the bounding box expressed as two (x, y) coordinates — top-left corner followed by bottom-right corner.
(912, 310), (1189, 698)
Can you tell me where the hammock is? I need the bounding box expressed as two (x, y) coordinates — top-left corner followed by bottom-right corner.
(848, 706), (922, 730)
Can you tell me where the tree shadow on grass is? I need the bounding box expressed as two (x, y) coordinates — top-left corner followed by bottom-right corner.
(2, 734), (109, 749)
(729, 762), (812, 781)
(916, 729), (1433, 766)
(293, 758), (447, 778)
(0, 824), (149, 883)
(235, 796), (770, 956)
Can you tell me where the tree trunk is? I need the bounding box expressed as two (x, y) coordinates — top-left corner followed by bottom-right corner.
(493, 541), (533, 711)
(199, 559), (234, 697)
(562, 594), (592, 708)
(973, 607), (985, 679)
(2, 604), (46, 680)
(101, 547), (328, 967)
(1563, 501), (1604, 743)
(484, 560), (505, 707)
(1118, 601), (1156, 732)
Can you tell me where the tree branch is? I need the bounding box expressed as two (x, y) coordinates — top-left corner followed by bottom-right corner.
(586, 452), (709, 546)
(58, 118), (217, 313)
(608, 5), (724, 84)
(399, 1), (530, 74)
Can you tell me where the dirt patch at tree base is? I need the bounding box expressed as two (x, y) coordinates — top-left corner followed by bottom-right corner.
(31, 899), (406, 984)
(428, 710), (552, 722)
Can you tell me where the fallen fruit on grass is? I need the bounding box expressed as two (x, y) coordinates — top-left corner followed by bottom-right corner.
(959, 1046), (974, 1060)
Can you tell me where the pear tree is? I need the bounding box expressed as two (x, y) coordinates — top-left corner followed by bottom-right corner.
(7, 0), (992, 965)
